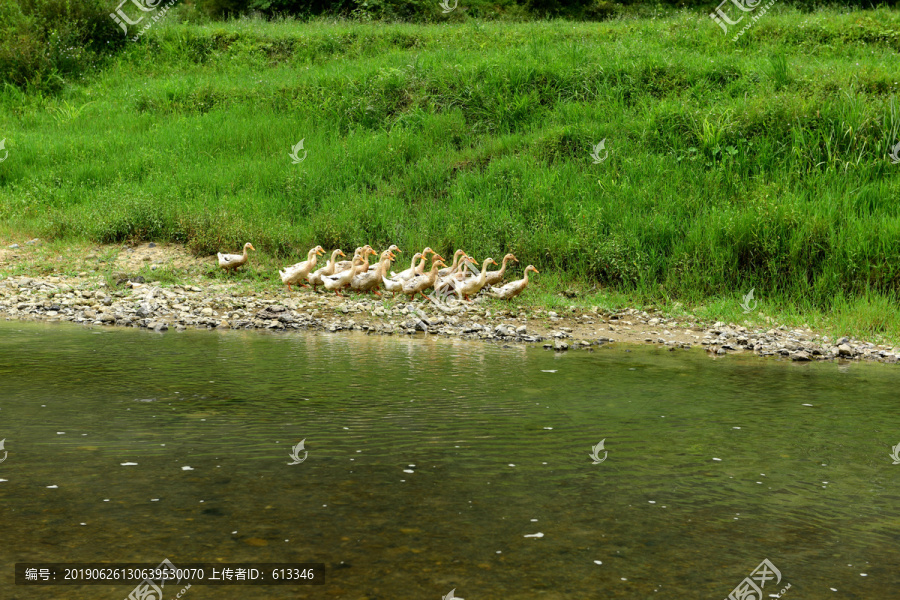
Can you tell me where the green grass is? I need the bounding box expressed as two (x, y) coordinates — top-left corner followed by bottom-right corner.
(1, 7), (900, 339)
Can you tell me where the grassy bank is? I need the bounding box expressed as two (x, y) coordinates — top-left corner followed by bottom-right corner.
(1, 7), (900, 338)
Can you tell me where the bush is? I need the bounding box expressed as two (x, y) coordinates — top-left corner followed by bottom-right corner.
(0, 0), (124, 91)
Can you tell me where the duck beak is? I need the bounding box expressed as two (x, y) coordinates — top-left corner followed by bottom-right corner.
(248, 244), (256, 251)
(338, 251), (346, 257)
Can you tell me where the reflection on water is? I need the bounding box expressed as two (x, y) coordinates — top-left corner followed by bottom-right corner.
(1, 321), (899, 598)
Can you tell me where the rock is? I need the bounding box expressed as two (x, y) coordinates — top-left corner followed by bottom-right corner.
(837, 344), (854, 357)
(8, 244), (18, 249)
(200, 307), (214, 317)
(516, 325), (527, 335)
(98, 313), (115, 323)
(791, 351), (811, 361)
(153, 322), (168, 332)
(553, 339), (568, 352)
(148, 242), (156, 248)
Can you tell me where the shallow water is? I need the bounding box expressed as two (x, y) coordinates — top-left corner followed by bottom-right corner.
(1, 320), (899, 599)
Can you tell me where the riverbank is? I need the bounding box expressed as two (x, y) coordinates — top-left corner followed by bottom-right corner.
(2, 10), (900, 336)
(2, 240), (897, 364)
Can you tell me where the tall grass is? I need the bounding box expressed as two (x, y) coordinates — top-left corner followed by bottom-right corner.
(1, 7), (899, 325)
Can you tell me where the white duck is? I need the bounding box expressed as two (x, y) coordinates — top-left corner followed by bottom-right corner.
(365, 245), (400, 272)
(435, 255), (476, 295)
(322, 256), (367, 297)
(413, 247), (436, 275)
(455, 257), (497, 301)
(307, 249), (345, 292)
(483, 253), (518, 287)
(437, 249), (467, 277)
(334, 246), (372, 273)
(217, 242), (255, 273)
(278, 245), (324, 292)
(390, 252), (425, 282)
(402, 257), (446, 300)
(487, 265), (539, 300)
(352, 250), (395, 295)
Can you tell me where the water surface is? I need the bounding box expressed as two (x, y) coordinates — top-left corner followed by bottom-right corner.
(1, 321), (899, 598)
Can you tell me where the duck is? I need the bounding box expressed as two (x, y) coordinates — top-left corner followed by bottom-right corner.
(278, 245), (324, 292)
(381, 273), (404, 296)
(217, 242), (255, 273)
(307, 249), (345, 292)
(414, 247), (436, 275)
(435, 255), (476, 295)
(483, 253), (518, 287)
(334, 246), (373, 273)
(487, 265), (539, 300)
(390, 252), (425, 282)
(365, 245), (401, 272)
(455, 257), (497, 302)
(351, 250), (395, 295)
(322, 255), (368, 297)
(437, 249), (468, 278)
(402, 257), (446, 300)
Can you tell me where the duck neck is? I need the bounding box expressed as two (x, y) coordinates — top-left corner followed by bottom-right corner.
(377, 256), (392, 278)
(478, 261), (492, 283)
(497, 256), (510, 276)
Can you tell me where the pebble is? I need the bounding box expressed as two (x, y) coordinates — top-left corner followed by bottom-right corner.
(0, 275), (890, 364)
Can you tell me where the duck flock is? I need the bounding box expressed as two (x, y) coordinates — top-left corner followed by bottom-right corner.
(216, 244), (539, 302)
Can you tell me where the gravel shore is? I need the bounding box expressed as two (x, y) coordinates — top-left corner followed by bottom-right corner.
(1, 272), (897, 364)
